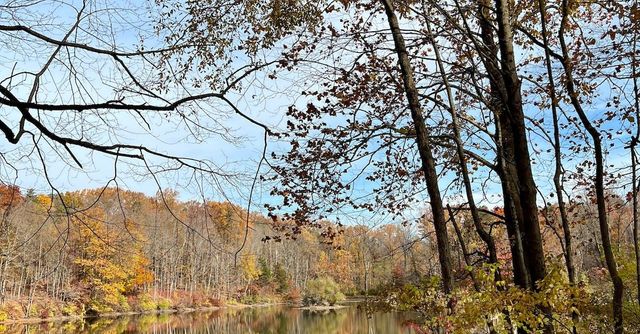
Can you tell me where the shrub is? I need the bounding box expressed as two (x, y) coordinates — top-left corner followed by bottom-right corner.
(286, 287), (303, 306)
(226, 299), (239, 306)
(118, 294), (131, 312)
(88, 299), (113, 314)
(61, 303), (82, 317)
(190, 292), (211, 307)
(376, 262), (589, 333)
(137, 294), (158, 312)
(207, 297), (224, 307)
(2, 301), (24, 319)
(157, 298), (171, 310)
(304, 277), (346, 306)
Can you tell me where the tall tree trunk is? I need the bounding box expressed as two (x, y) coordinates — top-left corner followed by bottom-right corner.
(493, 0), (547, 288)
(380, 0), (454, 293)
(558, 1), (623, 332)
(631, 0), (640, 307)
(426, 18), (500, 275)
(536, 0), (575, 286)
(473, 0), (532, 290)
(632, 146), (639, 305)
(471, 1), (552, 331)
(536, 0), (577, 330)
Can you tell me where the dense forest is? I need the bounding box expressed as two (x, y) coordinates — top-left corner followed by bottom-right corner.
(0, 185), (436, 317)
(0, 183), (639, 333)
(2, 0), (640, 332)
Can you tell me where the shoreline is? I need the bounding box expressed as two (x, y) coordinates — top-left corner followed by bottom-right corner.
(0, 299), (364, 325)
(295, 305), (348, 311)
(0, 304), (257, 326)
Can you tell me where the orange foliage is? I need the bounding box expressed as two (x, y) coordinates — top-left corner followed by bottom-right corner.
(0, 185), (22, 208)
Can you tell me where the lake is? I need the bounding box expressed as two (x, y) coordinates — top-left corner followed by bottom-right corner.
(1, 303), (418, 333)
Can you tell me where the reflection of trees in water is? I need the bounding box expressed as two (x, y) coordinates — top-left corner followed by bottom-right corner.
(2, 306), (414, 333)
(299, 309), (348, 333)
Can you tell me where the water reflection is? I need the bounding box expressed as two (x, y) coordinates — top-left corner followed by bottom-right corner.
(2, 305), (416, 334)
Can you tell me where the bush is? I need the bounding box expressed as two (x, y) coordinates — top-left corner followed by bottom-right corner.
(286, 287), (302, 306)
(190, 292), (211, 307)
(2, 301), (24, 319)
(88, 299), (112, 314)
(304, 277), (346, 306)
(157, 298), (171, 310)
(136, 294), (158, 312)
(118, 294), (131, 312)
(61, 303), (82, 316)
(208, 297), (224, 307)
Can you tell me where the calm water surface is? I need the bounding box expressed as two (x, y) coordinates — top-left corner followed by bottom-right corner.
(3, 304), (418, 333)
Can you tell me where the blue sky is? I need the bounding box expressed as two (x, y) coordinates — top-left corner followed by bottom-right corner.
(0, 0), (279, 206)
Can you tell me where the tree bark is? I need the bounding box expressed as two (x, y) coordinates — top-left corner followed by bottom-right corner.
(426, 18), (500, 276)
(536, 1), (577, 331)
(381, 0), (454, 294)
(493, 0), (547, 288)
(558, 1), (623, 332)
(631, 1), (640, 307)
(474, 0), (532, 290)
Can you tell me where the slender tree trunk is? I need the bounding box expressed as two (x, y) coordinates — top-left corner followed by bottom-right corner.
(426, 18), (500, 274)
(536, 1), (578, 331)
(558, 1), (623, 332)
(380, 0), (454, 293)
(632, 147), (640, 305)
(474, 0), (531, 290)
(631, 0), (640, 306)
(536, 0), (575, 286)
(470, 1), (552, 331)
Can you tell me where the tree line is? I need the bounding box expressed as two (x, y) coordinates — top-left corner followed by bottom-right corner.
(0, 185), (439, 319)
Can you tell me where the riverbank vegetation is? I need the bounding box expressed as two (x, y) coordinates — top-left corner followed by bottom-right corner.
(3, 184), (640, 332)
(0, 186), (430, 321)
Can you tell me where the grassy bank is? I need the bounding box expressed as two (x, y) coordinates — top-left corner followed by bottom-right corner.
(0, 289), (289, 324)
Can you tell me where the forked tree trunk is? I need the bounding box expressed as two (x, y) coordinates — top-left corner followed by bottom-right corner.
(493, 0), (547, 288)
(474, 0), (532, 290)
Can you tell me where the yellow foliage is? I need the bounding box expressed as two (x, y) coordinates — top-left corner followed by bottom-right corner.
(70, 209), (153, 313)
(240, 254), (261, 282)
(128, 254), (154, 291)
(384, 262), (588, 333)
(314, 250), (354, 292)
(34, 194), (52, 210)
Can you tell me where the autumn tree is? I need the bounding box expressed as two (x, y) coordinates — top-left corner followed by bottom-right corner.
(70, 208), (128, 312)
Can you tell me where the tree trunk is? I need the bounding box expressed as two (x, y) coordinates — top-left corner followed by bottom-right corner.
(381, 0), (454, 294)
(474, 0), (533, 290)
(558, 0), (623, 331)
(426, 18), (500, 275)
(536, 0), (577, 330)
(631, 3), (640, 307)
(493, 0), (547, 288)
